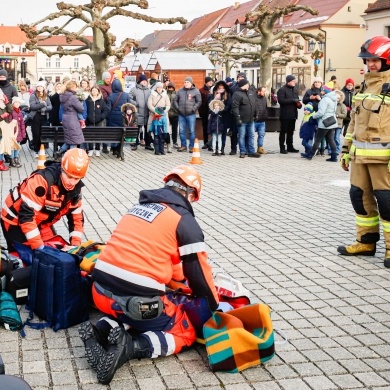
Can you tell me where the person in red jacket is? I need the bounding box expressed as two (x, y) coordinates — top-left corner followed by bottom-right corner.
(1, 148), (89, 253)
(79, 165), (219, 385)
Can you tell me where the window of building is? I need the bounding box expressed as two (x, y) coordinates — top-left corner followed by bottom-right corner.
(55, 76), (61, 83)
(22, 47), (27, 53)
(46, 58), (51, 68)
(272, 67), (286, 91)
(56, 57), (60, 68)
(387, 26), (390, 38)
(291, 66), (311, 95)
(5, 47), (10, 54)
(74, 57), (79, 68)
(294, 37), (301, 55)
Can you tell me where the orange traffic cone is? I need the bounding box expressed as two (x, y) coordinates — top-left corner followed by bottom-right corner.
(189, 138), (203, 165)
(36, 144), (46, 170)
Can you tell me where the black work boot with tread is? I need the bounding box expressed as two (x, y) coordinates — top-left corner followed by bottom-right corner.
(79, 321), (106, 371)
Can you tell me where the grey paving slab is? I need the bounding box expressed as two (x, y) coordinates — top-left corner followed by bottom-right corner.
(1, 132), (390, 389)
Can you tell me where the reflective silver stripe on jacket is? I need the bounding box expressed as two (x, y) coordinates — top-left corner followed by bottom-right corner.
(352, 140), (390, 149)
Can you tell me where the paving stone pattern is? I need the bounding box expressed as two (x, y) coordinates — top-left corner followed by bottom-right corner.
(1, 131), (390, 389)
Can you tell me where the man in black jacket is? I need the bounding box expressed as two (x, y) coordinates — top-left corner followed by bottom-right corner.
(231, 79), (260, 158)
(277, 75), (301, 154)
(199, 76), (213, 150)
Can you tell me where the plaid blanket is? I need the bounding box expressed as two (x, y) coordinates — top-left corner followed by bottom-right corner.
(203, 303), (275, 372)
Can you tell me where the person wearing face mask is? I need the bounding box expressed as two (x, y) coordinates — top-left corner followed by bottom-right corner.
(338, 36), (390, 268)
(1, 148), (89, 254)
(0, 69), (18, 103)
(78, 165), (218, 385)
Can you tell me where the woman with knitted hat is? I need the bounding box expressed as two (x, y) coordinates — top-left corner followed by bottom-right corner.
(29, 80), (52, 156)
(301, 81), (338, 161)
(341, 78), (355, 135)
(302, 76), (323, 112)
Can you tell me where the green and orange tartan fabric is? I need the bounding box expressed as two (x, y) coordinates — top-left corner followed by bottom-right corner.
(203, 303), (275, 372)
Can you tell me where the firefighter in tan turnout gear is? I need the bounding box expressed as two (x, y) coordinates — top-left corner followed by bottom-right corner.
(337, 36), (390, 267)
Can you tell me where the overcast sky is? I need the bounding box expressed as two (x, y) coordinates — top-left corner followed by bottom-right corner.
(5, 0), (237, 43)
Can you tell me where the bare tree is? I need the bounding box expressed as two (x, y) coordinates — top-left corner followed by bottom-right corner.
(20, 0), (186, 79)
(210, 4), (324, 88)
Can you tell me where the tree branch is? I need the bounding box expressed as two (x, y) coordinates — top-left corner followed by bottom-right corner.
(102, 8), (186, 24)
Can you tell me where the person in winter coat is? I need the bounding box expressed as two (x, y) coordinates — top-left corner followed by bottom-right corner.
(277, 75), (301, 154)
(0, 69), (18, 103)
(0, 90), (18, 171)
(86, 85), (109, 157)
(207, 99), (225, 156)
(299, 103), (317, 153)
(78, 165), (218, 385)
(107, 79), (131, 156)
(206, 80), (232, 155)
(121, 103), (137, 128)
(167, 82), (179, 148)
(58, 80), (85, 155)
(99, 71), (112, 102)
(129, 74), (152, 150)
(301, 82), (338, 161)
(341, 78), (355, 136)
(1, 149), (89, 253)
(199, 76), (214, 148)
(254, 86), (268, 154)
(149, 106), (168, 155)
(329, 90), (347, 155)
(147, 82), (171, 152)
(231, 79), (260, 158)
(17, 80), (31, 109)
(302, 77), (324, 112)
(49, 82), (63, 126)
(338, 36), (390, 266)
(8, 96), (26, 168)
(174, 76), (201, 152)
(29, 81), (52, 156)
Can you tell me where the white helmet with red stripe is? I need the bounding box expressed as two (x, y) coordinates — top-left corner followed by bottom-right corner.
(163, 165), (202, 201)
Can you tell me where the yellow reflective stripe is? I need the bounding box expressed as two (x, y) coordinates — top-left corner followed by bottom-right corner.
(355, 149), (390, 157)
(350, 145), (356, 154)
(345, 133), (353, 141)
(383, 222), (390, 233)
(356, 215), (379, 227)
(353, 94), (390, 104)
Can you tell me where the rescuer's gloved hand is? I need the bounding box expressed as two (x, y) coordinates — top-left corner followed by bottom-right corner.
(340, 153), (350, 171)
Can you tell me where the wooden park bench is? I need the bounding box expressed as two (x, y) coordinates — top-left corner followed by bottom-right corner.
(41, 126), (138, 161)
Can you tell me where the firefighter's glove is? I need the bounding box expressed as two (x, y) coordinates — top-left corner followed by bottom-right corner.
(340, 153), (350, 171)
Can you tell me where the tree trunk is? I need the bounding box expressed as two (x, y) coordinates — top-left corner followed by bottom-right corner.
(93, 56), (109, 81)
(259, 54), (272, 91)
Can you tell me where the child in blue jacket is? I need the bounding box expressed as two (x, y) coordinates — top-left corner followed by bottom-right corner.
(149, 106), (168, 155)
(299, 103), (317, 153)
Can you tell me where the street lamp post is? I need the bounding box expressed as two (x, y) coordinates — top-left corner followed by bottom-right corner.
(308, 40), (324, 77)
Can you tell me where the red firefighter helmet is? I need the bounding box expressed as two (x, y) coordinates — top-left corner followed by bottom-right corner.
(61, 148), (90, 179)
(163, 165), (202, 201)
(358, 36), (390, 64)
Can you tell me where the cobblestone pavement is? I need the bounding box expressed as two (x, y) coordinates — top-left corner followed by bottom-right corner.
(1, 131), (390, 390)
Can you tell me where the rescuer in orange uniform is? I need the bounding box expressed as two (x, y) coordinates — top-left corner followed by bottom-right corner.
(1, 148), (89, 252)
(79, 165), (219, 385)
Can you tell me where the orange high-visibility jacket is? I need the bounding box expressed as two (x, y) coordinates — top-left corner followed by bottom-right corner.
(1, 163), (84, 249)
(92, 188), (219, 311)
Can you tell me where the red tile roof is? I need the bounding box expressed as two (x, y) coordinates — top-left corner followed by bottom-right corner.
(365, 0), (390, 13)
(168, 8), (229, 49)
(143, 30), (180, 52)
(280, 0), (350, 29)
(218, 0), (261, 27)
(36, 35), (93, 46)
(0, 26), (29, 45)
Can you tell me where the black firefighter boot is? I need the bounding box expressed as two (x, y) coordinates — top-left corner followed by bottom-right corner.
(97, 327), (151, 385)
(79, 321), (108, 371)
